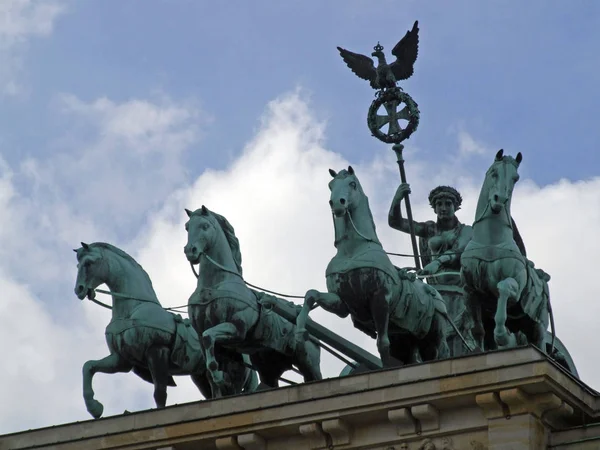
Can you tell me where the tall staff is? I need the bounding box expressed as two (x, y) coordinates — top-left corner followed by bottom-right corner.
(391, 143), (421, 270)
(367, 88), (421, 270)
(336, 20), (422, 268)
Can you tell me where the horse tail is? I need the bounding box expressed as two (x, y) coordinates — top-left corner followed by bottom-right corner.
(243, 369), (259, 393)
(242, 354), (259, 393)
(548, 295), (556, 356)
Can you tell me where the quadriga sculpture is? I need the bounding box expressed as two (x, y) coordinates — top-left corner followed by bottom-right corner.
(296, 167), (471, 367)
(73, 242), (257, 418)
(183, 206), (322, 396)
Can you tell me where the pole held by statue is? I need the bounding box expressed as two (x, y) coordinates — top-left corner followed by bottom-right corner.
(391, 143), (421, 271)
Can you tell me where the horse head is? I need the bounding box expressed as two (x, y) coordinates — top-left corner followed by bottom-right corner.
(328, 166), (364, 218)
(486, 149), (522, 215)
(73, 242), (107, 300)
(184, 205), (219, 264)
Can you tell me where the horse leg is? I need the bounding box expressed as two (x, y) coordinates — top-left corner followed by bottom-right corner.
(294, 338), (323, 382)
(82, 353), (131, 419)
(201, 320), (247, 392)
(465, 291), (484, 351)
(410, 345), (423, 364)
(303, 289), (349, 318)
(146, 346), (171, 408)
(217, 349), (251, 396)
(370, 286), (392, 367)
(494, 278), (519, 349)
(251, 351), (285, 389)
(190, 372), (213, 400)
(419, 315), (449, 362)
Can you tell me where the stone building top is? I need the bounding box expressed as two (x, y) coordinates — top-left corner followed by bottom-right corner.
(3, 347), (599, 450)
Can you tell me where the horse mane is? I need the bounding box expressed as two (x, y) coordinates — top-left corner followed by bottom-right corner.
(335, 169), (380, 243)
(198, 209), (244, 276)
(88, 242), (158, 296)
(510, 217), (527, 257)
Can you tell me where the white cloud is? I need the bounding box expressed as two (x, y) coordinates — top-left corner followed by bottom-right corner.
(22, 94), (203, 240)
(0, 0), (66, 95)
(457, 129), (489, 156)
(0, 89), (598, 432)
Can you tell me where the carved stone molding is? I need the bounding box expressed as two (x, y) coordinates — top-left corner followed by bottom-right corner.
(493, 388), (573, 427)
(299, 423), (329, 449)
(389, 407), (418, 435)
(215, 436), (243, 450)
(238, 432), (267, 450)
(412, 404), (440, 432)
(475, 392), (507, 420)
(322, 418), (352, 446)
(388, 403), (439, 436)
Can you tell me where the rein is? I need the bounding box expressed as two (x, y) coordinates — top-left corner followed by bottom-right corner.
(86, 253), (311, 313)
(189, 255), (307, 300)
(85, 289), (189, 312)
(346, 210), (376, 243)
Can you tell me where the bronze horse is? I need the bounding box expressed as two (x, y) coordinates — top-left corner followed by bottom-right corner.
(296, 167), (472, 367)
(461, 150), (554, 353)
(183, 207), (322, 395)
(74, 242), (256, 418)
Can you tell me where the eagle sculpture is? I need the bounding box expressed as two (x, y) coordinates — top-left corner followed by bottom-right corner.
(337, 20), (419, 90)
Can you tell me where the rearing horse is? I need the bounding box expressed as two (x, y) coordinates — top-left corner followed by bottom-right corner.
(73, 242), (256, 418)
(461, 150), (554, 352)
(183, 206), (322, 395)
(297, 167), (468, 367)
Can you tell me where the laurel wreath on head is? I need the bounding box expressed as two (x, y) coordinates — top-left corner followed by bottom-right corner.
(367, 88), (420, 144)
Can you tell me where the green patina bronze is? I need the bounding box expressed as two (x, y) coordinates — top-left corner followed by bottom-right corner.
(460, 150), (546, 352)
(73, 242), (257, 418)
(337, 21), (419, 91)
(337, 21), (420, 144)
(459, 150), (576, 376)
(389, 180), (477, 357)
(183, 206), (322, 396)
(295, 167), (473, 367)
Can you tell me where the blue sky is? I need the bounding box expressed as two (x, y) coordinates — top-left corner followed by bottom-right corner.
(4, 1), (600, 181)
(0, 0), (599, 432)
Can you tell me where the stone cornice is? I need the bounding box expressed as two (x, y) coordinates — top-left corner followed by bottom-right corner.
(2, 347), (598, 450)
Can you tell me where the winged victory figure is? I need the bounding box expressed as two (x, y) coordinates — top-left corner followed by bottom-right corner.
(337, 20), (419, 90)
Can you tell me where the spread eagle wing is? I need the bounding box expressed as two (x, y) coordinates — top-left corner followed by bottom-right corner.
(337, 46), (377, 86)
(390, 20), (420, 81)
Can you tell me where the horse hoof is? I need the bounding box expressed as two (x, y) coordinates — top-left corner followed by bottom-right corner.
(208, 360), (218, 372)
(471, 345), (484, 354)
(87, 400), (104, 419)
(494, 330), (517, 349)
(211, 370), (225, 386)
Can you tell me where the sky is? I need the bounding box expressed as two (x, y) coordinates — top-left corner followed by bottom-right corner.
(0, 0), (599, 434)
